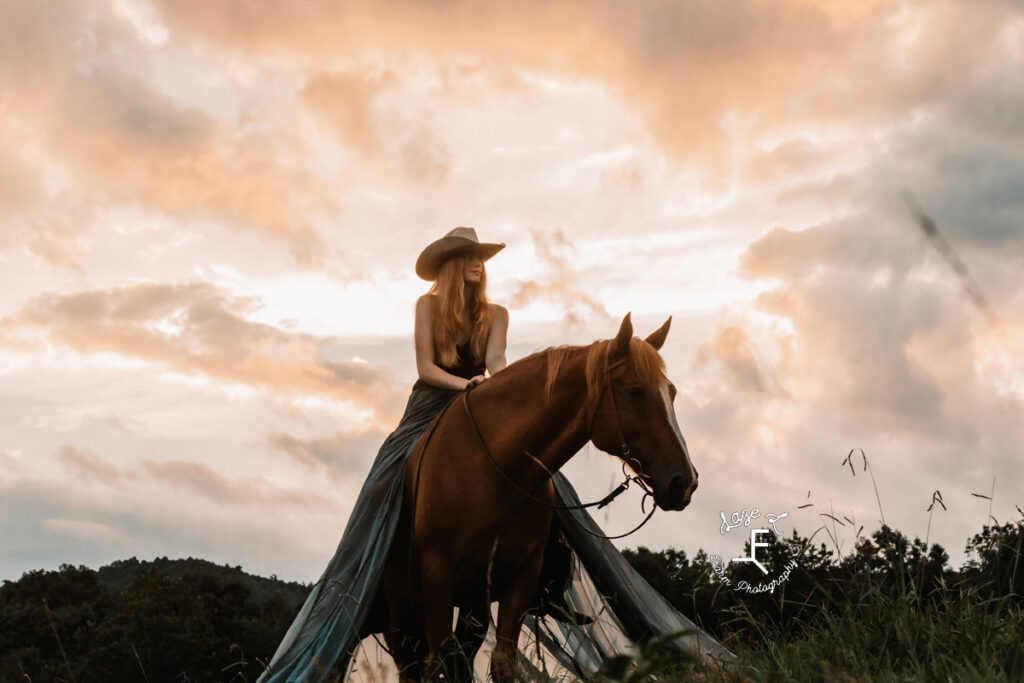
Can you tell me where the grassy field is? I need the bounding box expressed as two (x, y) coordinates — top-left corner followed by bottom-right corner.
(591, 563), (1023, 682)
(605, 518), (1024, 682)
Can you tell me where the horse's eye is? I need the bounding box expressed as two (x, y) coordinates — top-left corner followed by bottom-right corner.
(625, 385), (646, 397)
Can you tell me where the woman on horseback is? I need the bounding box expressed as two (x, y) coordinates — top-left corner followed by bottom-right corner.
(258, 227), (730, 682)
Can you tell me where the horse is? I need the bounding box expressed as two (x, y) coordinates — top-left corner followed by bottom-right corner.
(378, 312), (699, 682)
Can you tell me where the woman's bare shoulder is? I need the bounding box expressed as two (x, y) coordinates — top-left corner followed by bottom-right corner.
(488, 302), (508, 319)
(416, 293), (437, 311)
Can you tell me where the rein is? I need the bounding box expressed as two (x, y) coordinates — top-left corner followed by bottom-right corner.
(461, 355), (658, 541)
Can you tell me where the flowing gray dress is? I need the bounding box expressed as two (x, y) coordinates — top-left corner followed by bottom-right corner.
(257, 346), (733, 682)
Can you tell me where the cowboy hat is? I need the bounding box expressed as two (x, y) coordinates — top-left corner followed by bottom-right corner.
(415, 227), (505, 281)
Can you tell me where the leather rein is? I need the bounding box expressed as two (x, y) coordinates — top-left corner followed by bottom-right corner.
(461, 355), (657, 540)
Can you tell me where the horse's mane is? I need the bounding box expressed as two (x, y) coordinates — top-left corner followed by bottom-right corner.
(527, 338), (666, 417)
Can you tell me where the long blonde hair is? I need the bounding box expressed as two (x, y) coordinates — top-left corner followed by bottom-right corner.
(430, 253), (493, 368)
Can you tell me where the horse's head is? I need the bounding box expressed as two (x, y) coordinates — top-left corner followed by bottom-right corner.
(588, 313), (698, 511)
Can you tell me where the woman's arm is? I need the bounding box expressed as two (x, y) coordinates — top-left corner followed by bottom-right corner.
(485, 304), (508, 376)
(414, 295), (480, 390)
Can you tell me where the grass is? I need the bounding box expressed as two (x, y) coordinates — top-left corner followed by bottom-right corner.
(585, 451), (1024, 682)
(581, 574), (1023, 682)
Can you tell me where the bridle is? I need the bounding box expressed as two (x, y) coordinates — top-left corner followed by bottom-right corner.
(461, 353), (657, 540)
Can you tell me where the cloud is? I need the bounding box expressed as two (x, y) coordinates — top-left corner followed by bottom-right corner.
(58, 444), (130, 484)
(0, 444), (348, 580)
(0, 139), (42, 219)
(0, 122), (92, 269)
(509, 228), (611, 328)
(51, 444), (334, 512)
(740, 219), (920, 280)
(147, 0), (1024, 183)
(267, 427), (390, 479)
(740, 210), (1023, 444)
(0, 0), (337, 268)
(697, 325), (767, 394)
(6, 0), (1020, 277)
(301, 70), (453, 185)
(80, 412), (150, 434)
(302, 70), (394, 161)
(42, 518), (126, 544)
(0, 280), (403, 420)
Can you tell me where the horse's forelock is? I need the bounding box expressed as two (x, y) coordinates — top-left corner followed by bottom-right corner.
(626, 337), (667, 389)
(586, 338), (666, 405)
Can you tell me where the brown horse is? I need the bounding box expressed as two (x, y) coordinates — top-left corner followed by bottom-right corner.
(379, 313), (698, 681)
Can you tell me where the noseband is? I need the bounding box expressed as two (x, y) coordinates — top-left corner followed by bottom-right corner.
(461, 352), (656, 540)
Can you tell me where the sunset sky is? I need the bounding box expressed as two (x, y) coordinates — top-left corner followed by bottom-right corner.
(1, 0), (1022, 583)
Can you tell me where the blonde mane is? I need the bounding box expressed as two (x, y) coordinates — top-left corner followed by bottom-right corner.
(539, 338), (666, 417)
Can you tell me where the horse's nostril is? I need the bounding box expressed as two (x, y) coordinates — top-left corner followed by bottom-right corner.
(668, 474), (688, 498)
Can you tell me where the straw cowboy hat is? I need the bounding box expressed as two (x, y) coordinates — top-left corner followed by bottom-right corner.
(415, 227), (505, 281)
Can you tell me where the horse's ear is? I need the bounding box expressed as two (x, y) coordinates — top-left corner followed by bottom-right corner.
(644, 316), (672, 351)
(611, 312), (633, 359)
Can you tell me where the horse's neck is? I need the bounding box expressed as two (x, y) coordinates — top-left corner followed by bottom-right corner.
(470, 349), (592, 488)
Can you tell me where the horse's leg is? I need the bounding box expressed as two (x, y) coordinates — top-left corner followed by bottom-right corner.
(385, 594), (426, 682)
(451, 599), (489, 682)
(491, 553), (545, 683)
(420, 555), (457, 680)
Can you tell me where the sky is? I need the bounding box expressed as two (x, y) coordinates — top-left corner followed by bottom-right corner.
(1, 0), (1022, 584)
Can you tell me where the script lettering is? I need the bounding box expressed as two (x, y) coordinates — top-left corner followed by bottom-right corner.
(719, 508), (760, 534)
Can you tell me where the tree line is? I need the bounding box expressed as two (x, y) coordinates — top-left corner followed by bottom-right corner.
(2, 520), (1022, 681)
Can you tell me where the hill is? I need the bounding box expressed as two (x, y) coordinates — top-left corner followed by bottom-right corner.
(1, 557), (310, 683)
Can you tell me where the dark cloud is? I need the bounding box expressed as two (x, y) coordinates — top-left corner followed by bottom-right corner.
(891, 137), (1024, 251)
(741, 211), (1020, 441)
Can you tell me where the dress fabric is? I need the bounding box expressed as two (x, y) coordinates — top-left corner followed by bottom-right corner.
(258, 344), (734, 682)
(256, 345), (482, 683)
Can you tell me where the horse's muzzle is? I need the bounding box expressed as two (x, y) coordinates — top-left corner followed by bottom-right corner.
(658, 472), (697, 511)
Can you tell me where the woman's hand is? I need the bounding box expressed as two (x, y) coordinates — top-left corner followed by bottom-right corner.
(465, 374), (486, 390)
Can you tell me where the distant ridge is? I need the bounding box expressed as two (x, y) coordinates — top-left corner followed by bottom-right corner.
(94, 555), (311, 604)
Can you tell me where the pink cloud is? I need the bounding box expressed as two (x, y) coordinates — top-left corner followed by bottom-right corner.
(1, 280), (403, 419)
